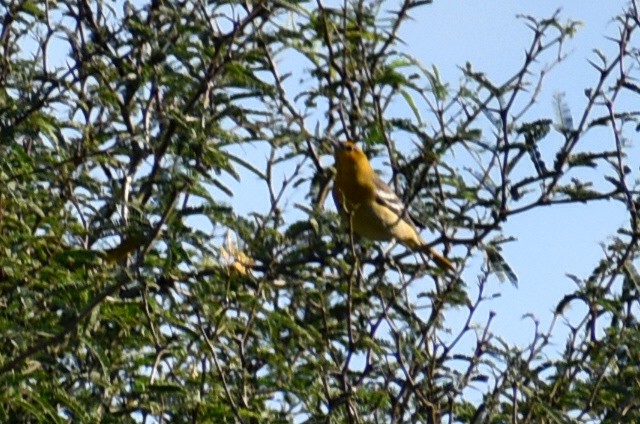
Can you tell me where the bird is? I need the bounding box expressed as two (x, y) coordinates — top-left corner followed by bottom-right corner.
(332, 140), (454, 271)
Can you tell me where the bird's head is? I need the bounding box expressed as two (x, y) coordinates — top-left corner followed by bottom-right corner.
(333, 140), (369, 171)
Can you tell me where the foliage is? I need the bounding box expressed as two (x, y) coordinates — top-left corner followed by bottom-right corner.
(0, 0), (639, 422)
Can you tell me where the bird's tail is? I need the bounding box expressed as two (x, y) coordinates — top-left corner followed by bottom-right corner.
(419, 245), (455, 272)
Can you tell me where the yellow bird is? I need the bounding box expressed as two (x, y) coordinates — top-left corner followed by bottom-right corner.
(332, 140), (454, 271)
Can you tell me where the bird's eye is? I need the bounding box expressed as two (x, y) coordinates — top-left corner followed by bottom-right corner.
(343, 143), (354, 152)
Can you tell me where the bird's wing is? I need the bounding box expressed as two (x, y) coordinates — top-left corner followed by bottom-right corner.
(373, 176), (411, 222)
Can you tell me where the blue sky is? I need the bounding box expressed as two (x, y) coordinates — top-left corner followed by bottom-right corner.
(397, 1), (631, 347)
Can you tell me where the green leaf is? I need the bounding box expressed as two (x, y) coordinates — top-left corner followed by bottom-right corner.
(400, 89), (422, 124)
